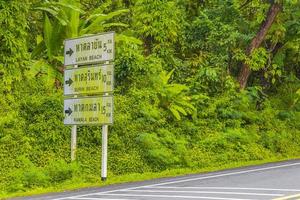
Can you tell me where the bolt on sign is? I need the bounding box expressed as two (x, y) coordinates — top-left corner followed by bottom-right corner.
(64, 32), (115, 66)
(64, 96), (113, 125)
(64, 64), (114, 96)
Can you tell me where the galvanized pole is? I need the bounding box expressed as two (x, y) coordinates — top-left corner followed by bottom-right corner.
(71, 125), (77, 161)
(101, 60), (109, 181)
(71, 65), (78, 162)
(101, 122), (108, 181)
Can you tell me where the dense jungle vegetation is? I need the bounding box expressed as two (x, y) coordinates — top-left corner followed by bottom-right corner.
(0, 0), (300, 197)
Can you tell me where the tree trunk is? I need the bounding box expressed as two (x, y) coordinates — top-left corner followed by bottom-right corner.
(238, 2), (282, 89)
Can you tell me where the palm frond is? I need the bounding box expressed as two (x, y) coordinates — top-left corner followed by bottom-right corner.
(44, 15), (53, 59)
(81, 9), (129, 35)
(103, 22), (129, 29)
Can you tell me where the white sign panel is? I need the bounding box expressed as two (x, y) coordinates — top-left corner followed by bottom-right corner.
(64, 96), (113, 125)
(64, 32), (115, 66)
(64, 64), (114, 96)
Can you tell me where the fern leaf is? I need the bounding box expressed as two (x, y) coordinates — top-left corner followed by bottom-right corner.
(171, 104), (187, 116)
(170, 107), (181, 120)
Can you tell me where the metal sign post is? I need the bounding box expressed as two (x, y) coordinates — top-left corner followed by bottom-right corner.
(101, 120), (108, 181)
(63, 32), (115, 181)
(101, 60), (110, 181)
(71, 65), (78, 162)
(71, 125), (77, 161)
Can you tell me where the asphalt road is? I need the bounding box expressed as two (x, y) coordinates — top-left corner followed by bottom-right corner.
(13, 159), (300, 200)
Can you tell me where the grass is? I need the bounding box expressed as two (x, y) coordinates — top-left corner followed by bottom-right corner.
(2, 156), (300, 200)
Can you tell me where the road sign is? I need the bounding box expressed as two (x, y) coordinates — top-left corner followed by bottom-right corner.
(64, 32), (115, 66)
(64, 64), (114, 96)
(64, 32), (115, 177)
(64, 96), (113, 125)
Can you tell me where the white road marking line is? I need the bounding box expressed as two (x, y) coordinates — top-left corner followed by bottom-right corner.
(74, 198), (131, 200)
(51, 162), (300, 200)
(125, 189), (284, 196)
(273, 193), (300, 200)
(149, 186), (300, 192)
(136, 162), (300, 188)
(91, 193), (257, 200)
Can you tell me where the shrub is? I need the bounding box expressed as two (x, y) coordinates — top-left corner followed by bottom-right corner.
(45, 159), (79, 184)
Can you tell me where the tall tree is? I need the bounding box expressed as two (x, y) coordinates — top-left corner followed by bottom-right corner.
(238, 1), (282, 89)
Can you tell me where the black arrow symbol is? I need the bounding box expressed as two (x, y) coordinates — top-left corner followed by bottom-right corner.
(65, 78), (73, 86)
(65, 107), (72, 116)
(66, 48), (74, 56)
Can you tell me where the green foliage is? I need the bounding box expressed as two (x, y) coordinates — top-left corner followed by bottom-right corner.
(137, 129), (188, 170)
(0, 0), (29, 91)
(9, 157), (49, 192)
(32, 1), (83, 26)
(246, 48), (269, 71)
(45, 159), (79, 183)
(7, 157), (79, 192)
(132, 0), (184, 46)
(32, 0), (128, 62)
(156, 70), (195, 120)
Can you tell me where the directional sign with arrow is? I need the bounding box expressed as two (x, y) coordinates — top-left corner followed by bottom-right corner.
(64, 96), (113, 125)
(64, 64), (113, 96)
(66, 48), (74, 57)
(65, 107), (73, 116)
(63, 31), (115, 180)
(65, 78), (73, 86)
(64, 32), (115, 66)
